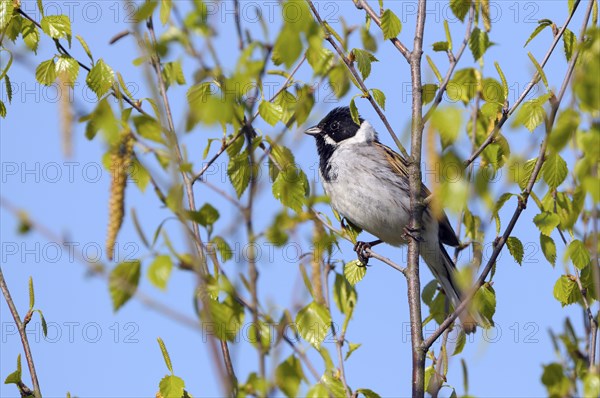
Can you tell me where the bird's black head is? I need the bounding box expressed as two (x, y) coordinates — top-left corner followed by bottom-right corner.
(304, 106), (364, 143)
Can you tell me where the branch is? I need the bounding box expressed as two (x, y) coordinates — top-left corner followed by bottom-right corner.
(422, 3), (475, 123)
(407, 2), (428, 396)
(0, 267), (41, 397)
(464, 0), (582, 168)
(424, 0), (594, 349)
(306, 0), (409, 159)
(352, 0), (410, 61)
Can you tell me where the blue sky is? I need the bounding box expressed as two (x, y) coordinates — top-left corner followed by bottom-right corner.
(0, 1), (592, 397)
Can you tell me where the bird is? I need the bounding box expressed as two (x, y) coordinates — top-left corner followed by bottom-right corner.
(305, 106), (481, 333)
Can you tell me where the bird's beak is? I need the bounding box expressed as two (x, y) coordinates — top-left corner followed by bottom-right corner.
(304, 126), (322, 136)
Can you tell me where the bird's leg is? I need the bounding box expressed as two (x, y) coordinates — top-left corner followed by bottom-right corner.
(354, 239), (382, 266)
(402, 226), (424, 243)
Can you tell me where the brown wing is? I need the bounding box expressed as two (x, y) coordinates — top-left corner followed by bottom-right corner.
(375, 142), (460, 247)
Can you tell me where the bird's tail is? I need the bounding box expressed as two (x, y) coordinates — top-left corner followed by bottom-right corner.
(420, 242), (482, 334)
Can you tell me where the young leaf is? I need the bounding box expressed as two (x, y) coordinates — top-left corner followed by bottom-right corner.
(35, 59), (57, 86)
(55, 55), (80, 86)
(450, 0), (470, 21)
(381, 9), (401, 40)
(275, 355), (305, 398)
(533, 212), (560, 236)
(333, 273), (357, 316)
(344, 259), (366, 285)
(562, 28), (576, 61)
(159, 375), (185, 397)
(272, 166), (308, 212)
(469, 27), (493, 61)
(506, 236), (524, 265)
(76, 35), (94, 62)
(295, 301), (332, 349)
(259, 101), (283, 126)
(40, 15), (71, 40)
(108, 260), (141, 311)
(349, 98), (360, 125)
(542, 152), (568, 188)
(371, 88), (386, 110)
(157, 337), (174, 374)
(86, 59), (115, 99)
(4, 354), (21, 385)
(0, 1), (14, 31)
(352, 48), (378, 80)
(540, 234), (556, 266)
(148, 255), (173, 290)
(565, 239), (590, 269)
(432, 41), (449, 52)
(513, 94), (550, 132)
(474, 283), (496, 327)
(227, 152), (251, 198)
(553, 275), (582, 306)
(524, 19), (552, 47)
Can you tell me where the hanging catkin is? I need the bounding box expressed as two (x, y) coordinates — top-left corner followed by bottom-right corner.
(106, 132), (134, 261)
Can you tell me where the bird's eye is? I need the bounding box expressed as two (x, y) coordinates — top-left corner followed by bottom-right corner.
(331, 121), (340, 130)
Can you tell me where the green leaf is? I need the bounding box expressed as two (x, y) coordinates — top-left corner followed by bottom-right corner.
(524, 19), (552, 47)
(345, 342), (362, 361)
(527, 52), (549, 90)
(0, 0), (14, 31)
(431, 106), (462, 148)
(202, 295), (245, 341)
(76, 35), (94, 62)
(40, 15), (71, 40)
(469, 27), (493, 61)
(35, 59), (57, 86)
(109, 260), (141, 311)
(275, 355), (304, 398)
(333, 273), (357, 316)
(553, 275), (582, 306)
(34, 309), (48, 337)
(157, 337), (174, 374)
(162, 61), (185, 88)
(541, 363), (570, 397)
(295, 301), (331, 349)
(453, 329), (466, 355)
(422, 280), (438, 305)
(148, 255), (173, 290)
(55, 55), (80, 86)
(506, 236), (524, 265)
(533, 212), (560, 236)
(448, 68), (479, 104)
(187, 203), (220, 227)
(228, 153), (251, 198)
(272, 24), (302, 68)
(474, 283), (496, 327)
(352, 48), (378, 80)
(371, 89), (386, 110)
(4, 354), (21, 384)
(432, 41), (449, 52)
(562, 28), (576, 61)
(133, 115), (163, 143)
(549, 109), (579, 152)
(21, 19), (40, 53)
(349, 98), (360, 125)
(272, 166), (308, 212)
(565, 239), (590, 269)
(160, 0), (173, 25)
(259, 101), (283, 126)
(356, 388), (382, 398)
(321, 374), (346, 397)
(306, 383), (329, 398)
(86, 59), (115, 98)
(427, 55), (443, 83)
(159, 375), (185, 398)
(513, 94), (550, 132)
(542, 152), (567, 188)
(209, 236), (233, 263)
(450, 0), (470, 21)
(381, 9), (401, 40)
(540, 234), (556, 266)
(494, 61), (509, 100)
(583, 372), (600, 398)
(344, 259), (366, 285)
(422, 84), (438, 105)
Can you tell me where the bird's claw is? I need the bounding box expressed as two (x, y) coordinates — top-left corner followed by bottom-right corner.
(354, 241), (372, 266)
(402, 226), (424, 242)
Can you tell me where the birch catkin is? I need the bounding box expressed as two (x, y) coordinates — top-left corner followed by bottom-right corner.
(106, 132), (134, 261)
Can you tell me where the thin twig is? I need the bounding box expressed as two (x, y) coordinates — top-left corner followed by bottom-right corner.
(306, 0), (409, 159)
(424, 0), (593, 349)
(0, 267), (41, 398)
(423, 3), (475, 123)
(464, 0), (582, 169)
(353, 0), (410, 61)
